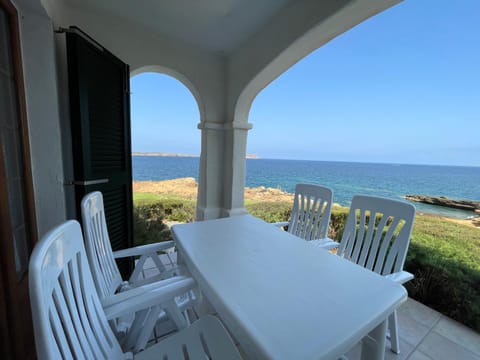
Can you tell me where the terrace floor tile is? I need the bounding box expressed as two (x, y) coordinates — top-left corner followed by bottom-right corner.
(432, 316), (480, 356)
(418, 331), (480, 360)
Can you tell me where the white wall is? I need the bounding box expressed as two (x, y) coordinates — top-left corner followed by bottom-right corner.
(13, 0), (67, 236)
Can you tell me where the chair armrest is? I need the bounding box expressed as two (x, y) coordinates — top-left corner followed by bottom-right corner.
(272, 221), (289, 228)
(318, 241), (340, 250)
(384, 271), (414, 285)
(113, 241), (175, 259)
(309, 238), (339, 250)
(102, 276), (191, 307)
(103, 276), (196, 319)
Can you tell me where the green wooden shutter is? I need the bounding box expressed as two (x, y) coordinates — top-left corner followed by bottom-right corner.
(66, 27), (133, 276)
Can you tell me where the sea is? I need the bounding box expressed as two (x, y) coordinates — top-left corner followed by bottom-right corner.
(132, 156), (480, 219)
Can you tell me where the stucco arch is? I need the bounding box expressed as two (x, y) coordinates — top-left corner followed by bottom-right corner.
(131, 65), (205, 123)
(232, 0), (400, 125)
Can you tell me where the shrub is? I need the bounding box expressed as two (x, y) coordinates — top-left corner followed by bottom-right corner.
(405, 243), (480, 331)
(404, 215), (480, 332)
(329, 206), (349, 240)
(159, 198), (196, 222)
(132, 195), (196, 246)
(133, 204), (172, 245)
(245, 202), (349, 240)
(245, 201), (292, 222)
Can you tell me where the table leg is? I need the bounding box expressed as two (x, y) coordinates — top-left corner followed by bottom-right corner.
(361, 320), (387, 360)
(176, 248), (185, 266)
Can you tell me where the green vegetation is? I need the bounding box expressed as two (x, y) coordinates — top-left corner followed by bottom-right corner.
(133, 204), (171, 245)
(133, 193), (195, 246)
(133, 193), (480, 332)
(244, 200), (291, 223)
(406, 215), (480, 331)
(134, 192), (196, 223)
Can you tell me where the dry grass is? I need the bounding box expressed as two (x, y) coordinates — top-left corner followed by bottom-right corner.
(133, 178), (198, 199)
(133, 177), (294, 202)
(443, 216), (480, 228)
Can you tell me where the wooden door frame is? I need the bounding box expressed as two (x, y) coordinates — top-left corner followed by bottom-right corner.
(0, 0), (37, 235)
(0, 0), (38, 358)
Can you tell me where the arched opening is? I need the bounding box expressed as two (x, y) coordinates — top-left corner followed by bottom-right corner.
(245, 0), (480, 333)
(129, 71), (201, 245)
(247, 1), (479, 209)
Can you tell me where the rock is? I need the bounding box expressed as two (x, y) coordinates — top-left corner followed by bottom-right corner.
(405, 195), (480, 212)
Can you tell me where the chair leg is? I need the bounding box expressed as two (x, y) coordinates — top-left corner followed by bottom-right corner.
(122, 308), (149, 351)
(134, 305), (163, 353)
(388, 310), (400, 354)
(164, 301), (188, 329)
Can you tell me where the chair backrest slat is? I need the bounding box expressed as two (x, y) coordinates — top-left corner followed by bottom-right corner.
(373, 216), (400, 274)
(67, 254), (104, 359)
(49, 298), (74, 359)
(57, 262), (94, 359)
(337, 195), (415, 276)
(289, 184), (333, 240)
(53, 280), (85, 358)
(363, 214), (389, 269)
(81, 191), (123, 300)
(29, 220), (126, 360)
(381, 221), (411, 274)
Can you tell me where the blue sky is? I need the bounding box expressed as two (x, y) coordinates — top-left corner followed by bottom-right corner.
(130, 0), (480, 166)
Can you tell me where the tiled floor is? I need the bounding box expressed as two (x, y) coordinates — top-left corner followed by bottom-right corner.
(147, 255), (480, 359)
(344, 298), (480, 360)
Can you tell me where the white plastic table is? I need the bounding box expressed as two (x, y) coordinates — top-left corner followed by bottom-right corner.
(172, 215), (407, 360)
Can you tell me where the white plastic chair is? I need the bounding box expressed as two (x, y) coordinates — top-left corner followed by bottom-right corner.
(274, 183), (336, 248)
(81, 191), (197, 352)
(335, 195), (415, 354)
(29, 220), (242, 360)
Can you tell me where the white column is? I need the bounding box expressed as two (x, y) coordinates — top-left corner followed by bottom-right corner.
(221, 122), (253, 217)
(196, 120), (252, 220)
(196, 121), (225, 220)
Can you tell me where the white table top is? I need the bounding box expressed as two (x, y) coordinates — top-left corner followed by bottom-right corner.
(172, 215), (407, 359)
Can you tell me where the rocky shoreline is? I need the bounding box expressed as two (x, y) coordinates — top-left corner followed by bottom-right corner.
(406, 195), (480, 214)
(133, 179), (480, 227)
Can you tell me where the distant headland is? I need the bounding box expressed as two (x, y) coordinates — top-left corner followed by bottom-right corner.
(132, 152), (259, 159)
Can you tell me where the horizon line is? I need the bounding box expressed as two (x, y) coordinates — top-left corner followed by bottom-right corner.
(131, 152), (479, 168)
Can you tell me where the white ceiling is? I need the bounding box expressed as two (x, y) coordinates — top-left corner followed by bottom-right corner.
(63, 0), (296, 53)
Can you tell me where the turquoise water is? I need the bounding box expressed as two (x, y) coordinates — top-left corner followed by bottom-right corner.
(132, 156), (480, 218)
